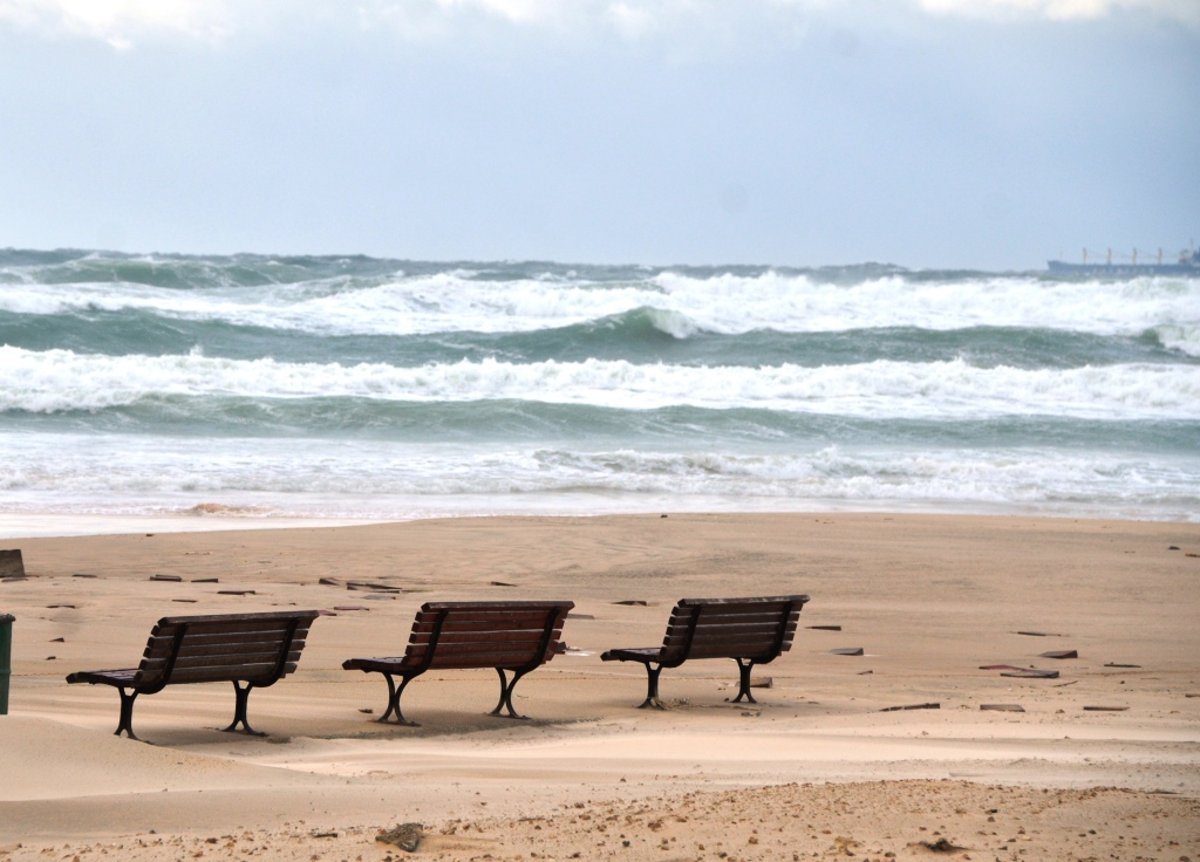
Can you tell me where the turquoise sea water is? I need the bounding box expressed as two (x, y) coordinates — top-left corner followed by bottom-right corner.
(2, 248), (1198, 531)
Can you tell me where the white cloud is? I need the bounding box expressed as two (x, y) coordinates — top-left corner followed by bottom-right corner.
(917, 0), (1200, 25)
(1, 0), (1196, 50)
(0, 0), (235, 48)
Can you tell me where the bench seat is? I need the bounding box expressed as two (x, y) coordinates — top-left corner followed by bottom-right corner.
(66, 610), (319, 740)
(601, 595), (809, 708)
(343, 600), (573, 725)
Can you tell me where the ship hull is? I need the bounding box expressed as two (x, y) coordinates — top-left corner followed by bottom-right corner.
(1047, 260), (1197, 276)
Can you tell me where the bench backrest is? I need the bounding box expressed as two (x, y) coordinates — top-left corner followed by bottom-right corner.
(134, 610), (319, 688)
(659, 595), (809, 663)
(404, 601), (573, 672)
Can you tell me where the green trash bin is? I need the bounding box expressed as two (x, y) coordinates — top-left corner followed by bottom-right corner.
(0, 613), (13, 715)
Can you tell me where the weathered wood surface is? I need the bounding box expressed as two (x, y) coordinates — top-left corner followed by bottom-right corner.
(342, 600), (574, 724)
(66, 610), (319, 740)
(600, 595), (809, 708)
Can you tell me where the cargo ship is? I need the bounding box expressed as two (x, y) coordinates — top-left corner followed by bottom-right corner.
(1047, 244), (1199, 276)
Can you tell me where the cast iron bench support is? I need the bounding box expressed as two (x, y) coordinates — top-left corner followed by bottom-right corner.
(67, 611), (318, 741)
(343, 600), (573, 726)
(601, 595), (809, 709)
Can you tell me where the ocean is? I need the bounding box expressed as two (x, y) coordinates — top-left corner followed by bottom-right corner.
(2, 247), (1198, 536)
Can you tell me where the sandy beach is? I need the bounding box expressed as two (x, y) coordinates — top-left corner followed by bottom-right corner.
(1, 512), (1198, 860)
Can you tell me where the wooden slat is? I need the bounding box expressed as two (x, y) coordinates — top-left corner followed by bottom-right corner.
(422, 601), (573, 612)
(411, 619), (557, 635)
(143, 630), (305, 654)
(428, 651), (557, 670)
(154, 662), (299, 685)
(678, 595), (808, 609)
(141, 648), (303, 673)
(158, 610), (319, 627)
(409, 628), (561, 647)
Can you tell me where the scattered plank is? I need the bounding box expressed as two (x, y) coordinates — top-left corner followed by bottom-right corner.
(150, 574), (182, 582)
(613, 599), (647, 606)
(881, 702), (939, 712)
(1015, 631), (1066, 637)
(218, 589), (256, 596)
(567, 612), (596, 620)
(1083, 705), (1129, 712)
(830, 647), (864, 656)
(981, 704), (1025, 712)
(1039, 649), (1078, 659)
(489, 581), (517, 588)
(1000, 668), (1059, 679)
(46, 603), (76, 609)
(807, 625), (842, 631)
(333, 605), (369, 612)
(192, 577), (219, 584)
(347, 580), (402, 593)
(1104, 662), (1142, 668)
(72, 573), (98, 579)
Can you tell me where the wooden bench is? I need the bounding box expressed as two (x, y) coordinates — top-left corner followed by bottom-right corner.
(342, 600), (573, 725)
(66, 610), (319, 740)
(601, 595), (809, 708)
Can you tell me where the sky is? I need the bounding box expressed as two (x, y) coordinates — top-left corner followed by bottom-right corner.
(1, 0), (1197, 270)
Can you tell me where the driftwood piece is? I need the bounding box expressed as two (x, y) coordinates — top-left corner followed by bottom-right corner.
(1000, 668), (1059, 679)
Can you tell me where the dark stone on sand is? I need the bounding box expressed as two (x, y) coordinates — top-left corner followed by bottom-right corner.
(0, 549), (24, 578)
(377, 822), (422, 852)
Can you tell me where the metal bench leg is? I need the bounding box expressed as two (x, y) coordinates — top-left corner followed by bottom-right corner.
(490, 668), (531, 720)
(115, 687), (141, 740)
(637, 663), (667, 710)
(379, 673), (419, 726)
(731, 658), (757, 704)
(221, 681), (267, 736)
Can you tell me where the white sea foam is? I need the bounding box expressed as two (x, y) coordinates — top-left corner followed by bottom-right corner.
(3, 271), (1197, 345)
(3, 432), (1197, 528)
(2, 345), (1198, 420)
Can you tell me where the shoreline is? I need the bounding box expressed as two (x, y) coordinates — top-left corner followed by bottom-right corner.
(2, 512), (1197, 859)
(3, 498), (1196, 542)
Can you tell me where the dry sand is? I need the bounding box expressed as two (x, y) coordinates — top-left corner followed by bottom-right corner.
(1, 512), (1198, 861)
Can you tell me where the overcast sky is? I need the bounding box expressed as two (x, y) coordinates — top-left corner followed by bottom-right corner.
(1, 0), (1197, 270)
